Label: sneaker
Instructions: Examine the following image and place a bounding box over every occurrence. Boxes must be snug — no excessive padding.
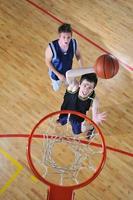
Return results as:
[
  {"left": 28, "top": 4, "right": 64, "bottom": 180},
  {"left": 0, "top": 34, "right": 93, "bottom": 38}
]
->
[{"left": 86, "top": 127, "right": 95, "bottom": 139}]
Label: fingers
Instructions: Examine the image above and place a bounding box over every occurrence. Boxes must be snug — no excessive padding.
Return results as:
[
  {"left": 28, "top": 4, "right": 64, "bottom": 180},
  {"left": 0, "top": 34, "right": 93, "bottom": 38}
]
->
[
  {"left": 93, "top": 112, "right": 107, "bottom": 125},
  {"left": 100, "top": 111, "right": 107, "bottom": 117},
  {"left": 100, "top": 115, "right": 106, "bottom": 121},
  {"left": 99, "top": 112, "right": 107, "bottom": 120}
]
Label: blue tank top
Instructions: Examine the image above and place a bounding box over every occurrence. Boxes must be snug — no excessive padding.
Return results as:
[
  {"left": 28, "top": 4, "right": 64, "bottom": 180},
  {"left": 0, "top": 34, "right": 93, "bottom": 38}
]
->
[{"left": 49, "top": 39, "right": 77, "bottom": 80}]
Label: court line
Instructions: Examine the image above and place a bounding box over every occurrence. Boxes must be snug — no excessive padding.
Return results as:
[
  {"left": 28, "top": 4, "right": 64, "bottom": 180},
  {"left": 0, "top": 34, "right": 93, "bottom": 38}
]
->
[
  {"left": 0, "top": 147, "right": 23, "bottom": 195},
  {"left": 0, "top": 134, "right": 132, "bottom": 157},
  {"left": 25, "top": 0, "right": 133, "bottom": 71}
]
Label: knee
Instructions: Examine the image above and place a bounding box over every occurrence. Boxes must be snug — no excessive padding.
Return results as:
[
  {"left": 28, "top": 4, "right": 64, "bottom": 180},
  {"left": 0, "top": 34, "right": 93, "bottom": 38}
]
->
[
  {"left": 53, "top": 84, "right": 60, "bottom": 91},
  {"left": 51, "top": 80, "right": 61, "bottom": 91}
]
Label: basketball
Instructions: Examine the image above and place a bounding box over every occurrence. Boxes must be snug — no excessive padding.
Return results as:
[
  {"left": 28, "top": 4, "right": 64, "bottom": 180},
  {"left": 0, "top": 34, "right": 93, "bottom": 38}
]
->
[{"left": 94, "top": 54, "right": 119, "bottom": 79}]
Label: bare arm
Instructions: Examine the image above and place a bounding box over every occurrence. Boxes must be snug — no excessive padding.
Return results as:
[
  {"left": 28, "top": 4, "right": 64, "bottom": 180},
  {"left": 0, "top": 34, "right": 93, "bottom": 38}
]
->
[
  {"left": 91, "top": 97, "right": 106, "bottom": 125},
  {"left": 75, "top": 46, "right": 83, "bottom": 68},
  {"left": 66, "top": 67, "right": 95, "bottom": 90},
  {"left": 45, "top": 46, "right": 65, "bottom": 81},
  {"left": 91, "top": 97, "right": 100, "bottom": 119}
]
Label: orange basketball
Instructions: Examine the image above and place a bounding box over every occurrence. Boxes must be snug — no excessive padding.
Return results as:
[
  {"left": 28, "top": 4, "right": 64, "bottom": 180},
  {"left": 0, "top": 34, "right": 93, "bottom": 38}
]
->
[{"left": 94, "top": 54, "right": 119, "bottom": 79}]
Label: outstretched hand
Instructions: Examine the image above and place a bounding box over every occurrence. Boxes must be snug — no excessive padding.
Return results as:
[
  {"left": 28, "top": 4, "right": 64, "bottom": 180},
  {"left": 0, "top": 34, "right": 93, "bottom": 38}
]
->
[{"left": 92, "top": 112, "right": 107, "bottom": 125}]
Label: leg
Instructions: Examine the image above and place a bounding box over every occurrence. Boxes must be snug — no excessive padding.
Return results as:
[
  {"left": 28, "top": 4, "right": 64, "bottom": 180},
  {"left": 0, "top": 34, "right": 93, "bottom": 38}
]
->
[
  {"left": 81, "top": 121, "right": 94, "bottom": 132},
  {"left": 56, "top": 115, "right": 68, "bottom": 125},
  {"left": 70, "top": 120, "right": 81, "bottom": 135},
  {"left": 48, "top": 70, "right": 62, "bottom": 91},
  {"left": 51, "top": 79, "right": 62, "bottom": 91},
  {"left": 70, "top": 120, "right": 95, "bottom": 138},
  {"left": 81, "top": 121, "right": 95, "bottom": 139}
]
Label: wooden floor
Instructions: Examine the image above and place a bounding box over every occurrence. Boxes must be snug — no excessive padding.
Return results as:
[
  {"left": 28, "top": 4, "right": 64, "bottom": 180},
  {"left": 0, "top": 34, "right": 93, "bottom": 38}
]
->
[{"left": 0, "top": 0, "right": 133, "bottom": 199}]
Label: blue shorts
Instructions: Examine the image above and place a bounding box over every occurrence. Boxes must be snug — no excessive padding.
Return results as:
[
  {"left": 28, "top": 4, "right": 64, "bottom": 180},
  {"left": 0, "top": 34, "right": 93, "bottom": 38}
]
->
[{"left": 57, "top": 115, "right": 82, "bottom": 135}]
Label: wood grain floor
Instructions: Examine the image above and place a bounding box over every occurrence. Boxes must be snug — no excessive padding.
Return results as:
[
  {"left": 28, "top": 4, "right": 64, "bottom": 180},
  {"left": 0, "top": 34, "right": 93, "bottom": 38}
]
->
[{"left": 0, "top": 0, "right": 133, "bottom": 199}]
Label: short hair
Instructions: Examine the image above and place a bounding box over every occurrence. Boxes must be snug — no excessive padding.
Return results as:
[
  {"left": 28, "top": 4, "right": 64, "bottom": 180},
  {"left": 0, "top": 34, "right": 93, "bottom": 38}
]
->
[
  {"left": 58, "top": 23, "right": 72, "bottom": 34},
  {"left": 80, "top": 73, "right": 98, "bottom": 88}
]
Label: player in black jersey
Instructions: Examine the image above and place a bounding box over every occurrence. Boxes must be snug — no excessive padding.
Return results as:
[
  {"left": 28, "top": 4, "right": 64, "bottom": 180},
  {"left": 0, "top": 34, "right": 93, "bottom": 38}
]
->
[{"left": 57, "top": 67, "right": 106, "bottom": 137}]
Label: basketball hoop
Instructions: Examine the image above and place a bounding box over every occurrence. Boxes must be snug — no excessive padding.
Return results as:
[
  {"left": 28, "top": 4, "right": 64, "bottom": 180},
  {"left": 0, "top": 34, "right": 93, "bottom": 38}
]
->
[{"left": 27, "top": 110, "right": 106, "bottom": 200}]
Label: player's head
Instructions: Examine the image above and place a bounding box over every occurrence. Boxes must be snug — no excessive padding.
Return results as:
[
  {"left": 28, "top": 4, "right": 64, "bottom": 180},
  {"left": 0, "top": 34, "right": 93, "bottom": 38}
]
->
[
  {"left": 58, "top": 23, "right": 72, "bottom": 34},
  {"left": 58, "top": 23, "right": 72, "bottom": 46},
  {"left": 79, "top": 73, "right": 98, "bottom": 97}
]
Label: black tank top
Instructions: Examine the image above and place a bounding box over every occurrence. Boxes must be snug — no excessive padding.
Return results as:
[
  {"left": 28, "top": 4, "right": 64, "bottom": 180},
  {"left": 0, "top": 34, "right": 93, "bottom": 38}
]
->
[{"left": 60, "top": 89, "right": 95, "bottom": 122}]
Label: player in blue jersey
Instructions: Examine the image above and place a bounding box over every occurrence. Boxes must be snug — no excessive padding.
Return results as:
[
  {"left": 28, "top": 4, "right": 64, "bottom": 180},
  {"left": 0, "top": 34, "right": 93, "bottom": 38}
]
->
[
  {"left": 57, "top": 67, "right": 106, "bottom": 138},
  {"left": 45, "top": 23, "right": 83, "bottom": 91}
]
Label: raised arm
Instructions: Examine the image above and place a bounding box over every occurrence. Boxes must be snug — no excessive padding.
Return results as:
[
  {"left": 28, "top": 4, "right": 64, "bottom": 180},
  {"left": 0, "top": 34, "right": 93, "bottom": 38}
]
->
[
  {"left": 91, "top": 97, "right": 106, "bottom": 125},
  {"left": 66, "top": 67, "right": 95, "bottom": 86}
]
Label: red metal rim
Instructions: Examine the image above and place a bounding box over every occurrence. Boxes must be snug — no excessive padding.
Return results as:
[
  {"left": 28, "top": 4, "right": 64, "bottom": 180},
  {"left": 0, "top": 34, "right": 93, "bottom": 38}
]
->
[{"left": 27, "top": 110, "right": 106, "bottom": 190}]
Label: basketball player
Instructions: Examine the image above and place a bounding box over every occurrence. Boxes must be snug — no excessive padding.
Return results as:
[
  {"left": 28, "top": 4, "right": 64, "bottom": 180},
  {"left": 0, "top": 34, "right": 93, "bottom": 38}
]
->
[
  {"left": 45, "top": 23, "right": 83, "bottom": 91},
  {"left": 57, "top": 67, "right": 106, "bottom": 138}
]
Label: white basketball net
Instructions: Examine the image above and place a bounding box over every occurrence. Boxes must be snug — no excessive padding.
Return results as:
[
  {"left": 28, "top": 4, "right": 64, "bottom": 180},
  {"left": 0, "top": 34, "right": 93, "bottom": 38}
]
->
[{"left": 34, "top": 114, "right": 104, "bottom": 186}]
